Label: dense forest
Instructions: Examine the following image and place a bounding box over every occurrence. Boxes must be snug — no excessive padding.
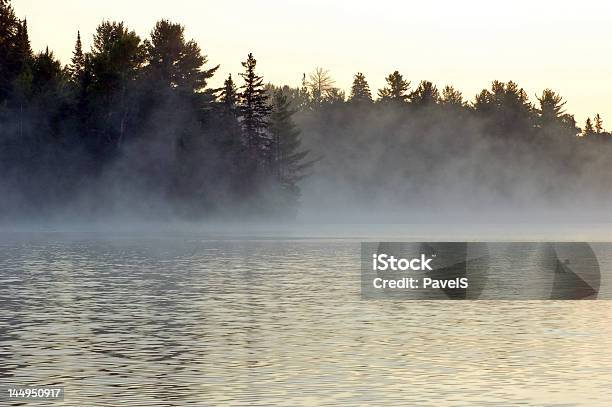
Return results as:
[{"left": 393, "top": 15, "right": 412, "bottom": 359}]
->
[{"left": 1, "top": 0, "right": 611, "bottom": 222}]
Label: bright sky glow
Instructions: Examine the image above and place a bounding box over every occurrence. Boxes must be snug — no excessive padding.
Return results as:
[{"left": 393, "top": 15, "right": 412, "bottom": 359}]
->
[{"left": 12, "top": 0, "right": 612, "bottom": 125}]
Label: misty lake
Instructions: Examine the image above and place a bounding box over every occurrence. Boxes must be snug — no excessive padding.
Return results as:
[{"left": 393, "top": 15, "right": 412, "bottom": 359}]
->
[{"left": 1, "top": 230, "right": 612, "bottom": 406}]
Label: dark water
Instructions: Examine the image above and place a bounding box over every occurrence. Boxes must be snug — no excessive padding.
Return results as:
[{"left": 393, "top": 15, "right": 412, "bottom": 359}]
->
[{"left": 1, "top": 233, "right": 612, "bottom": 406}]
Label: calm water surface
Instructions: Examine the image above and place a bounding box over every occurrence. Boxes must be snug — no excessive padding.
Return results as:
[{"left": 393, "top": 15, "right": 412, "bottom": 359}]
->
[{"left": 1, "top": 232, "right": 612, "bottom": 406}]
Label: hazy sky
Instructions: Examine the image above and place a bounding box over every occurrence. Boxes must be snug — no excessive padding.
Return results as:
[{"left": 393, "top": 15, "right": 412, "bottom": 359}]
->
[{"left": 12, "top": 0, "right": 612, "bottom": 125}]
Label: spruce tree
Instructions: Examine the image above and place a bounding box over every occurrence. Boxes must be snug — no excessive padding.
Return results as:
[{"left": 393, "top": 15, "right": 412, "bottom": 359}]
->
[
  {"left": 68, "top": 31, "right": 85, "bottom": 82},
  {"left": 377, "top": 70, "right": 409, "bottom": 103},
  {"left": 239, "top": 53, "right": 271, "bottom": 153},
  {"left": 220, "top": 74, "right": 238, "bottom": 114},
  {"left": 217, "top": 73, "right": 243, "bottom": 153},
  {"left": 349, "top": 72, "right": 372, "bottom": 103}
]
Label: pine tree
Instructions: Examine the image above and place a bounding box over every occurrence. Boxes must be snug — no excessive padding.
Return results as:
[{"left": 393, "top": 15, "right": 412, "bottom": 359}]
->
[
  {"left": 503, "top": 81, "right": 533, "bottom": 116},
  {"left": 68, "top": 31, "right": 85, "bottom": 82},
  {"left": 31, "top": 47, "right": 64, "bottom": 94},
  {"left": 411, "top": 80, "right": 439, "bottom": 107},
  {"left": 214, "top": 73, "right": 244, "bottom": 180},
  {"left": 474, "top": 80, "right": 534, "bottom": 134},
  {"left": 537, "top": 89, "right": 566, "bottom": 126},
  {"left": 13, "top": 18, "right": 31, "bottom": 67},
  {"left": 440, "top": 85, "right": 463, "bottom": 107},
  {"left": 239, "top": 53, "right": 271, "bottom": 153},
  {"left": 594, "top": 113, "right": 603, "bottom": 134},
  {"left": 145, "top": 20, "right": 218, "bottom": 92},
  {"left": 583, "top": 118, "right": 594, "bottom": 136},
  {"left": 377, "top": 70, "right": 409, "bottom": 103},
  {"left": 349, "top": 72, "right": 372, "bottom": 103},
  {"left": 90, "top": 21, "right": 144, "bottom": 91},
  {"left": 89, "top": 21, "right": 144, "bottom": 149},
  {"left": 220, "top": 73, "right": 238, "bottom": 114}
]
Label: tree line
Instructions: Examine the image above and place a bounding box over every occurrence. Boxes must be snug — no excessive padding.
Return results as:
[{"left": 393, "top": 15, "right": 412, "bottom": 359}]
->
[
  {"left": 0, "top": 0, "right": 312, "bottom": 220},
  {"left": 1, "top": 0, "right": 610, "bottom": 220},
  {"left": 281, "top": 68, "right": 612, "bottom": 214},
  {"left": 277, "top": 67, "right": 608, "bottom": 138}
]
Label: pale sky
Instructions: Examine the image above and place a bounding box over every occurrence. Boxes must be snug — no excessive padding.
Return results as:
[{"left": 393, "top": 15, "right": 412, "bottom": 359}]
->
[{"left": 12, "top": 0, "right": 612, "bottom": 126}]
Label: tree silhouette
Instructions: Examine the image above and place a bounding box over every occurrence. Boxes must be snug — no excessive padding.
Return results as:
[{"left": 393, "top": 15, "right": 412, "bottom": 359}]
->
[
  {"left": 349, "top": 72, "right": 372, "bottom": 103},
  {"left": 440, "top": 85, "right": 463, "bottom": 107},
  {"left": 307, "top": 67, "right": 335, "bottom": 108},
  {"left": 220, "top": 74, "right": 238, "bottom": 114},
  {"left": 411, "top": 80, "right": 439, "bottom": 107},
  {"left": 0, "top": 0, "right": 21, "bottom": 100},
  {"left": 239, "top": 53, "right": 271, "bottom": 154},
  {"left": 269, "top": 89, "right": 312, "bottom": 202},
  {"left": 594, "top": 113, "right": 603, "bottom": 134},
  {"left": 67, "top": 31, "right": 85, "bottom": 82},
  {"left": 378, "top": 71, "right": 410, "bottom": 103},
  {"left": 474, "top": 80, "right": 533, "bottom": 135},
  {"left": 583, "top": 118, "right": 594, "bottom": 136},
  {"left": 537, "top": 89, "right": 566, "bottom": 125},
  {"left": 145, "top": 20, "right": 217, "bottom": 92}
]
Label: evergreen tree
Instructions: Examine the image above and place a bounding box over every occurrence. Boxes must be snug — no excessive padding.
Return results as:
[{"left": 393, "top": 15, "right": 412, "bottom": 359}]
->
[
  {"left": 537, "top": 89, "right": 566, "bottom": 126},
  {"left": 145, "top": 20, "right": 218, "bottom": 92},
  {"left": 440, "top": 85, "right": 463, "bottom": 107},
  {"left": 13, "top": 19, "right": 31, "bottom": 70},
  {"left": 502, "top": 81, "right": 532, "bottom": 117},
  {"left": 474, "top": 80, "right": 533, "bottom": 134},
  {"left": 325, "top": 88, "right": 346, "bottom": 105},
  {"left": 68, "top": 31, "right": 85, "bottom": 82},
  {"left": 31, "top": 48, "right": 65, "bottom": 94},
  {"left": 8, "top": 18, "right": 33, "bottom": 140},
  {"left": 535, "top": 89, "right": 578, "bottom": 136},
  {"left": 411, "top": 80, "right": 439, "bottom": 107},
  {"left": 349, "top": 72, "right": 372, "bottom": 103},
  {"left": 217, "top": 73, "right": 242, "bottom": 142},
  {"left": 594, "top": 113, "right": 603, "bottom": 134},
  {"left": 239, "top": 53, "right": 271, "bottom": 153},
  {"left": 269, "top": 90, "right": 312, "bottom": 209},
  {"left": 297, "top": 73, "right": 311, "bottom": 110},
  {"left": 220, "top": 73, "right": 238, "bottom": 114},
  {"left": 583, "top": 118, "right": 594, "bottom": 136},
  {"left": 88, "top": 21, "right": 144, "bottom": 149},
  {"left": 473, "top": 88, "right": 494, "bottom": 114},
  {"left": 270, "top": 90, "right": 311, "bottom": 182},
  {"left": 0, "top": 0, "right": 19, "bottom": 100},
  {"left": 90, "top": 21, "right": 143, "bottom": 92},
  {"left": 377, "top": 70, "right": 409, "bottom": 103}
]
